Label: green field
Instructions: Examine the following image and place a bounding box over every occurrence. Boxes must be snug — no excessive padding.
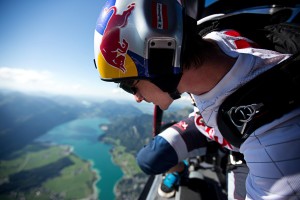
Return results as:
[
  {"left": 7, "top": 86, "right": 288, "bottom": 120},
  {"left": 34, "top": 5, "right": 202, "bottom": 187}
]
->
[
  {"left": 0, "top": 143, "right": 98, "bottom": 199},
  {"left": 102, "top": 137, "right": 142, "bottom": 177}
]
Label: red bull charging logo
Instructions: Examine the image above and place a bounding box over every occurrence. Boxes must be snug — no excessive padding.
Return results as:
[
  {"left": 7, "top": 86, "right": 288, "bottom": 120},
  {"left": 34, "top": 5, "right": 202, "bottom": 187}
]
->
[{"left": 100, "top": 3, "right": 135, "bottom": 73}]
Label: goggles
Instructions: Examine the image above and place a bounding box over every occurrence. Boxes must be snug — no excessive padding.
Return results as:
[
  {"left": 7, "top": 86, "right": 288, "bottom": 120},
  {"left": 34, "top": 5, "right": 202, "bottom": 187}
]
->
[{"left": 119, "top": 80, "right": 139, "bottom": 95}]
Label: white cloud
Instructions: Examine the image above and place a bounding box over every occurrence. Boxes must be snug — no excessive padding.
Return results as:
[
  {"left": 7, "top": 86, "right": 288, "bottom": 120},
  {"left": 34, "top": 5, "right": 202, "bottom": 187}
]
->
[
  {"left": 112, "top": 87, "right": 125, "bottom": 94},
  {"left": 0, "top": 67, "right": 195, "bottom": 105},
  {"left": 0, "top": 67, "right": 86, "bottom": 96},
  {"left": 0, "top": 67, "right": 55, "bottom": 91},
  {"left": 0, "top": 67, "right": 53, "bottom": 84}
]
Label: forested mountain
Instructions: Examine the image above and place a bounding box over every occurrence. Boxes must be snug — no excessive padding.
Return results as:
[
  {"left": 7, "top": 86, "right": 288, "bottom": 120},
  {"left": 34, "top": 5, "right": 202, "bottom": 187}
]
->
[
  {"left": 98, "top": 104, "right": 193, "bottom": 199},
  {"left": 0, "top": 90, "right": 192, "bottom": 199},
  {"left": 0, "top": 91, "right": 142, "bottom": 158},
  {"left": 99, "top": 106, "right": 193, "bottom": 156}
]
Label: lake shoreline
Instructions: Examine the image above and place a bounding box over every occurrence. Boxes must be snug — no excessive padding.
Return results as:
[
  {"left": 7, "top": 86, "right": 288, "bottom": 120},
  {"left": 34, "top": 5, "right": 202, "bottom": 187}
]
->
[
  {"left": 34, "top": 117, "right": 123, "bottom": 200},
  {"left": 43, "top": 142, "right": 102, "bottom": 200}
]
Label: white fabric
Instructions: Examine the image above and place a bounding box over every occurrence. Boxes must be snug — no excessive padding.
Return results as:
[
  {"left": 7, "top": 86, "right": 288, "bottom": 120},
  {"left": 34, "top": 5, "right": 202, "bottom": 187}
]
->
[
  {"left": 159, "top": 121, "right": 207, "bottom": 161},
  {"left": 192, "top": 31, "right": 300, "bottom": 199},
  {"left": 159, "top": 127, "right": 189, "bottom": 161},
  {"left": 227, "top": 170, "right": 236, "bottom": 200}
]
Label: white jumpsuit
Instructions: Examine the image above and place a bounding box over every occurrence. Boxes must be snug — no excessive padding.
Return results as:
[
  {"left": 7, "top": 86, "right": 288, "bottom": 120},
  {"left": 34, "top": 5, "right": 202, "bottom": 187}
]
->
[{"left": 193, "top": 30, "right": 300, "bottom": 200}]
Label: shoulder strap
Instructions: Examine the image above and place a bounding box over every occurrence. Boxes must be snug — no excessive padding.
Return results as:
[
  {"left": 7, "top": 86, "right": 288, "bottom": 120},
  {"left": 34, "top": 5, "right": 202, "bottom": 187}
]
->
[{"left": 217, "top": 53, "right": 300, "bottom": 148}]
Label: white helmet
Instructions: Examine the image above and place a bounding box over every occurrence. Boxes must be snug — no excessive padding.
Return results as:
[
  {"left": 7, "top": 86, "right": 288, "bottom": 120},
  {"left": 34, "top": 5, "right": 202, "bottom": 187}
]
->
[{"left": 94, "top": 0, "right": 200, "bottom": 99}]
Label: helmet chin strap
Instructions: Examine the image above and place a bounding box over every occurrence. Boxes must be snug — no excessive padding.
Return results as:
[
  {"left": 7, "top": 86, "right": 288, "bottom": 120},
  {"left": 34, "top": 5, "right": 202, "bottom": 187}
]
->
[
  {"left": 150, "top": 74, "right": 182, "bottom": 100},
  {"left": 169, "top": 90, "right": 181, "bottom": 100}
]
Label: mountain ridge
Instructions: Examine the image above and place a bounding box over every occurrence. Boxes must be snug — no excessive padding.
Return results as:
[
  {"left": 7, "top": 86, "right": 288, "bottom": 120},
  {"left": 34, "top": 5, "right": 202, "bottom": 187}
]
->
[{"left": 0, "top": 91, "right": 143, "bottom": 158}]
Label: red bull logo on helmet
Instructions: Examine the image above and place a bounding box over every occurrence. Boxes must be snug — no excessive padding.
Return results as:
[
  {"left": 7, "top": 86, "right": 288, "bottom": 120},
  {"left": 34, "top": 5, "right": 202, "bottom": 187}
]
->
[{"left": 95, "top": 1, "right": 139, "bottom": 80}]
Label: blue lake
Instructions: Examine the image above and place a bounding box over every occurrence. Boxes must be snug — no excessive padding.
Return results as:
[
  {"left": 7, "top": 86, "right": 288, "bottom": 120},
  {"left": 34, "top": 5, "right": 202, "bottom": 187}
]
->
[{"left": 37, "top": 117, "right": 123, "bottom": 200}]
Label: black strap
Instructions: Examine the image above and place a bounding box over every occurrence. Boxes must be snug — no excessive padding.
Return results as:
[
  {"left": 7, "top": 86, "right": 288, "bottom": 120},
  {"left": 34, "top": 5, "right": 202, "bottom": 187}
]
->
[
  {"left": 217, "top": 53, "right": 300, "bottom": 148},
  {"left": 153, "top": 105, "right": 163, "bottom": 136}
]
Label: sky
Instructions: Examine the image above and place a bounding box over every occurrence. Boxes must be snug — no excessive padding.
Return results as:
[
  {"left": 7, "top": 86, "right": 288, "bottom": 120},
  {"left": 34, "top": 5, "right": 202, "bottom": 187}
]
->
[
  {"left": 0, "top": 0, "right": 126, "bottom": 100},
  {"left": 0, "top": 0, "right": 214, "bottom": 104}
]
